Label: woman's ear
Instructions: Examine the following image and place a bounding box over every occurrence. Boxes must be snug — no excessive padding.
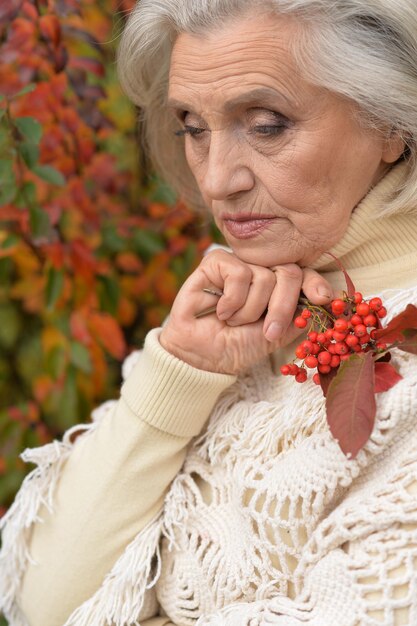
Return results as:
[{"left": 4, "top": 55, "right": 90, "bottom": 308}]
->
[{"left": 382, "top": 130, "right": 407, "bottom": 164}]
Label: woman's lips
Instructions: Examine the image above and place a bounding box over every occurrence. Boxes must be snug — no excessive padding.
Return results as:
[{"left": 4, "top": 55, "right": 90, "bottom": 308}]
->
[{"left": 222, "top": 216, "right": 277, "bottom": 239}]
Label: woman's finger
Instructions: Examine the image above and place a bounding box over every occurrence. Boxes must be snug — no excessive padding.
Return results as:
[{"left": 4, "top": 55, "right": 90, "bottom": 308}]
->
[
  {"left": 226, "top": 266, "right": 276, "bottom": 325},
  {"left": 301, "top": 267, "right": 335, "bottom": 304},
  {"left": 262, "top": 264, "right": 303, "bottom": 342},
  {"left": 199, "top": 251, "right": 253, "bottom": 319}
]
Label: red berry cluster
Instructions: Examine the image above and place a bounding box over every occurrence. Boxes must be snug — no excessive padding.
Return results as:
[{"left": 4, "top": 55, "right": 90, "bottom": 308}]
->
[{"left": 280, "top": 293, "right": 387, "bottom": 385}]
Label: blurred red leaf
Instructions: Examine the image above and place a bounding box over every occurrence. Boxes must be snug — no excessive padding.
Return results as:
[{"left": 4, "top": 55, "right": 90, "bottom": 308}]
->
[
  {"left": 39, "top": 14, "right": 62, "bottom": 47},
  {"left": 68, "top": 56, "right": 105, "bottom": 77},
  {"left": 88, "top": 312, "right": 126, "bottom": 360},
  {"left": 0, "top": 0, "right": 24, "bottom": 25}
]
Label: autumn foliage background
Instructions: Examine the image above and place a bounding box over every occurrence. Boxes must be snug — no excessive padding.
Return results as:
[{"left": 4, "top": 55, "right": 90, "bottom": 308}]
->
[{"left": 0, "top": 0, "right": 218, "bottom": 528}]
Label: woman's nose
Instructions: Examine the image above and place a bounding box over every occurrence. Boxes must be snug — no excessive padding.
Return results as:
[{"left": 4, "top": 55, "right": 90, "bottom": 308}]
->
[{"left": 199, "top": 131, "right": 255, "bottom": 201}]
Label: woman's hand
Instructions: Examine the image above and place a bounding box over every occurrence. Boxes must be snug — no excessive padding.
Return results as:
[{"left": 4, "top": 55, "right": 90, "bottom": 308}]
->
[{"left": 159, "top": 250, "right": 334, "bottom": 375}]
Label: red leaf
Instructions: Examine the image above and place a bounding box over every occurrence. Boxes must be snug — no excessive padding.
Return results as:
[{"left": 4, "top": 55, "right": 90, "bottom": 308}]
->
[
  {"left": 319, "top": 367, "right": 338, "bottom": 397},
  {"left": 39, "top": 14, "right": 61, "bottom": 47},
  {"left": 397, "top": 329, "right": 417, "bottom": 355},
  {"left": 374, "top": 362, "right": 403, "bottom": 393},
  {"left": 374, "top": 304, "right": 417, "bottom": 343},
  {"left": 326, "top": 252, "right": 356, "bottom": 297},
  {"left": 326, "top": 352, "right": 376, "bottom": 459},
  {"left": 68, "top": 57, "right": 105, "bottom": 77},
  {"left": 0, "top": 0, "right": 24, "bottom": 25},
  {"left": 88, "top": 312, "right": 126, "bottom": 360}
]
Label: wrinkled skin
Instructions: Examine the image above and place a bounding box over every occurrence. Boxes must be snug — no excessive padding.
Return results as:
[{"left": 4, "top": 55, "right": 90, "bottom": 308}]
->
[{"left": 160, "top": 11, "right": 404, "bottom": 374}]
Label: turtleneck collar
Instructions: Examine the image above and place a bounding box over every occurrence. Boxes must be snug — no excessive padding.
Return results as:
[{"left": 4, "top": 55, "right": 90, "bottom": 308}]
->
[{"left": 310, "top": 161, "right": 417, "bottom": 295}]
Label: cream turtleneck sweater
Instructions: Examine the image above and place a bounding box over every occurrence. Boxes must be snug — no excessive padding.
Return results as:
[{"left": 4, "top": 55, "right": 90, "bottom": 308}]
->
[{"left": 1, "top": 162, "right": 417, "bottom": 626}]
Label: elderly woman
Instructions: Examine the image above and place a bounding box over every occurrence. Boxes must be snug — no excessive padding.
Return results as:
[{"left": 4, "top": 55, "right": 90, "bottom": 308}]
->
[{"left": 1, "top": 0, "right": 417, "bottom": 625}]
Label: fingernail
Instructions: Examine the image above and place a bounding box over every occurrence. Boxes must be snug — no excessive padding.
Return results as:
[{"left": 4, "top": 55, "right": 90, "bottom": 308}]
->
[
  {"left": 318, "top": 287, "right": 332, "bottom": 300},
  {"left": 265, "top": 322, "right": 282, "bottom": 342}
]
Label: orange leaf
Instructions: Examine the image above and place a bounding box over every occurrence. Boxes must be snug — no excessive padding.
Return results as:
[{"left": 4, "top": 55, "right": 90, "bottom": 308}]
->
[{"left": 88, "top": 312, "right": 126, "bottom": 360}]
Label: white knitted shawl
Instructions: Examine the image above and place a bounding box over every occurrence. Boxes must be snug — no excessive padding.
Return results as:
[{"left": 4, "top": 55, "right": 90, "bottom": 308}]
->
[{"left": 1, "top": 161, "right": 417, "bottom": 625}]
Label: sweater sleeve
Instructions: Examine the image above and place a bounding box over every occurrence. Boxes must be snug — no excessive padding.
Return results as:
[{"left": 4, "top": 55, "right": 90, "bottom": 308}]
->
[{"left": 0, "top": 329, "right": 235, "bottom": 626}]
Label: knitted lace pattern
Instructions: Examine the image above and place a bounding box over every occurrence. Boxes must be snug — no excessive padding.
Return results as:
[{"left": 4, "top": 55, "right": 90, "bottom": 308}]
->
[{"left": 1, "top": 286, "right": 417, "bottom": 626}]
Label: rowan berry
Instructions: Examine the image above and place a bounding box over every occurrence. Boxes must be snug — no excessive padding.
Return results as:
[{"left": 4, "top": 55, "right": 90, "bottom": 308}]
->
[
  {"left": 308, "top": 331, "right": 318, "bottom": 343},
  {"left": 301, "top": 309, "right": 312, "bottom": 319},
  {"left": 334, "top": 342, "right": 349, "bottom": 355},
  {"left": 356, "top": 302, "right": 370, "bottom": 316},
  {"left": 363, "top": 314, "right": 377, "bottom": 327},
  {"left": 328, "top": 343, "right": 337, "bottom": 354},
  {"left": 333, "top": 331, "right": 348, "bottom": 342},
  {"left": 350, "top": 314, "right": 363, "bottom": 326},
  {"left": 359, "top": 334, "right": 370, "bottom": 344},
  {"left": 318, "top": 364, "right": 331, "bottom": 374},
  {"left": 354, "top": 292, "right": 363, "bottom": 304},
  {"left": 354, "top": 324, "right": 367, "bottom": 337},
  {"left": 325, "top": 328, "right": 334, "bottom": 340},
  {"left": 301, "top": 340, "right": 313, "bottom": 354},
  {"left": 318, "top": 351, "right": 332, "bottom": 365},
  {"left": 317, "top": 332, "right": 328, "bottom": 344},
  {"left": 294, "top": 316, "right": 307, "bottom": 329},
  {"left": 313, "top": 373, "right": 321, "bottom": 385},
  {"left": 331, "top": 299, "right": 346, "bottom": 315},
  {"left": 311, "top": 343, "right": 321, "bottom": 355},
  {"left": 370, "top": 329, "right": 377, "bottom": 340},
  {"left": 377, "top": 307, "right": 387, "bottom": 319},
  {"left": 330, "top": 355, "right": 341, "bottom": 368},
  {"left": 280, "top": 365, "right": 291, "bottom": 376},
  {"left": 295, "top": 369, "right": 308, "bottom": 383},
  {"left": 345, "top": 334, "right": 359, "bottom": 348},
  {"left": 340, "top": 354, "right": 351, "bottom": 361},
  {"left": 334, "top": 319, "right": 349, "bottom": 332},
  {"left": 369, "top": 297, "right": 383, "bottom": 311},
  {"left": 295, "top": 346, "right": 307, "bottom": 360},
  {"left": 305, "top": 355, "right": 318, "bottom": 369},
  {"left": 376, "top": 342, "right": 387, "bottom": 351},
  {"left": 353, "top": 344, "right": 363, "bottom": 353},
  {"left": 288, "top": 364, "right": 299, "bottom": 376}
]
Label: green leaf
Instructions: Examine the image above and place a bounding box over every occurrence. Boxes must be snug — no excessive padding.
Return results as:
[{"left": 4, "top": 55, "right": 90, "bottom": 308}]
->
[
  {"left": 326, "top": 352, "right": 376, "bottom": 459},
  {"left": 14, "top": 117, "right": 42, "bottom": 145},
  {"left": 45, "top": 345, "right": 67, "bottom": 380},
  {"left": 32, "top": 164, "right": 65, "bottom": 186},
  {"left": 98, "top": 275, "right": 120, "bottom": 315},
  {"left": 58, "top": 366, "right": 79, "bottom": 430},
  {"left": 29, "top": 205, "right": 50, "bottom": 239},
  {"left": 18, "top": 142, "right": 39, "bottom": 169},
  {"left": 0, "top": 159, "right": 14, "bottom": 182},
  {"left": 0, "top": 234, "right": 19, "bottom": 250},
  {"left": 133, "top": 230, "right": 164, "bottom": 261},
  {"left": 13, "top": 84, "right": 36, "bottom": 98},
  {"left": 0, "top": 180, "right": 17, "bottom": 206},
  {"left": 16, "top": 181, "right": 37, "bottom": 208},
  {"left": 0, "top": 304, "right": 21, "bottom": 349},
  {"left": 70, "top": 342, "right": 92, "bottom": 373},
  {"left": 45, "top": 267, "right": 64, "bottom": 310}
]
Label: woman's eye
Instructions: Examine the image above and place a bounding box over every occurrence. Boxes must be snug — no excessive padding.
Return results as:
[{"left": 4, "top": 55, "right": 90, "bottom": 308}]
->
[
  {"left": 174, "top": 125, "right": 206, "bottom": 137},
  {"left": 250, "top": 124, "right": 286, "bottom": 136}
]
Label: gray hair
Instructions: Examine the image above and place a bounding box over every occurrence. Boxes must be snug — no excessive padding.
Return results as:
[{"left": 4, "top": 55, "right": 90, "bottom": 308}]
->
[{"left": 117, "top": 0, "right": 417, "bottom": 214}]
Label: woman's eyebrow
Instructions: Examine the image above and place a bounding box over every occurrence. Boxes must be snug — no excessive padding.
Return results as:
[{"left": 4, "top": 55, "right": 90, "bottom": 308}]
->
[{"left": 167, "top": 87, "right": 294, "bottom": 112}]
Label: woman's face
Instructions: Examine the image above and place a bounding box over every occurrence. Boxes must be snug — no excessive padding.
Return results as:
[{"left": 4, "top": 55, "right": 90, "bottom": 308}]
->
[{"left": 168, "top": 12, "right": 402, "bottom": 267}]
